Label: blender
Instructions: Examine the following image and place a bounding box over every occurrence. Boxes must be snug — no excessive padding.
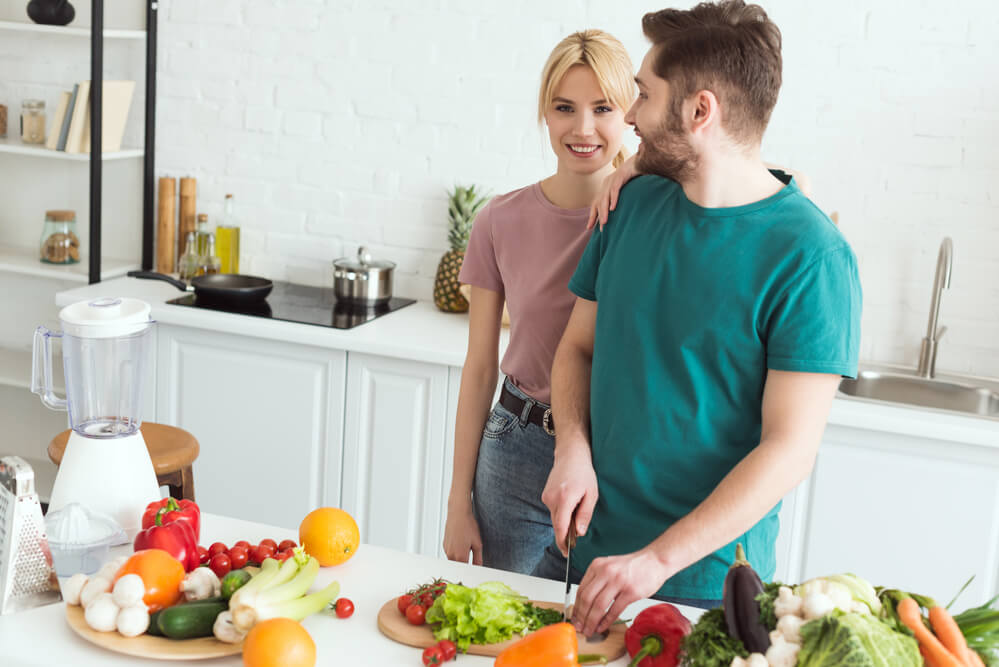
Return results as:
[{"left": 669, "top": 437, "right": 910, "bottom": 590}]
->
[{"left": 31, "top": 297, "right": 160, "bottom": 538}]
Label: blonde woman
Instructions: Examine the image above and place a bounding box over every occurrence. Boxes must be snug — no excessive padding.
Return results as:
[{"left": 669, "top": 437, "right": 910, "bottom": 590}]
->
[{"left": 442, "top": 30, "right": 636, "bottom": 574}]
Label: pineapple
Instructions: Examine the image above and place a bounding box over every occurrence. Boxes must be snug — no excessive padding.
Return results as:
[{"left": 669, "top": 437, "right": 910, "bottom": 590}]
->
[{"left": 433, "top": 185, "right": 490, "bottom": 313}]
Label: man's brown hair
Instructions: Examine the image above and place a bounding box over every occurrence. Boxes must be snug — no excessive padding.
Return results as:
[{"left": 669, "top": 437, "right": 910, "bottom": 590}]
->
[{"left": 642, "top": 0, "right": 782, "bottom": 143}]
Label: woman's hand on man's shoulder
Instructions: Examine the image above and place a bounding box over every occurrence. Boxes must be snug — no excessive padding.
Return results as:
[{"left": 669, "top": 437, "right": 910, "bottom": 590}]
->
[{"left": 587, "top": 155, "right": 640, "bottom": 231}]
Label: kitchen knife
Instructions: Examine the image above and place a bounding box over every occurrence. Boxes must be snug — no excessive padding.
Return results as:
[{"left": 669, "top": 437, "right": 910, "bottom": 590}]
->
[{"left": 563, "top": 519, "right": 576, "bottom": 621}]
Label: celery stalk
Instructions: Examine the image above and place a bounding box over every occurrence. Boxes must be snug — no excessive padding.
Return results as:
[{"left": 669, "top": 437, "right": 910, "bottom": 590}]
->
[
  {"left": 256, "top": 557, "right": 318, "bottom": 607},
  {"left": 229, "top": 557, "right": 279, "bottom": 608},
  {"left": 230, "top": 557, "right": 322, "bottom": 632}
]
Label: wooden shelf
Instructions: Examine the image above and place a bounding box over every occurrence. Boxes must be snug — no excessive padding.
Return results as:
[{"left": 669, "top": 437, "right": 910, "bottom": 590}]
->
[
  {"left": 0, "top": 344, "right": 63, "bottom": 392},
  {"left": 0, "top": 20, "right": 145, "bottom": 40},
  {"left": 0, "top": 136, "right": 143, "bottom": 161},
  {"left": 0, "top": 244, "right": 139, "bottom": 283}
]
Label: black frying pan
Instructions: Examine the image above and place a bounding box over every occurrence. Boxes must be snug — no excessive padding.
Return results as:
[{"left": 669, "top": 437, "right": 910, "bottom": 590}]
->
[{"left": 128, "top": 271, "right": 273, "bottom": 305}]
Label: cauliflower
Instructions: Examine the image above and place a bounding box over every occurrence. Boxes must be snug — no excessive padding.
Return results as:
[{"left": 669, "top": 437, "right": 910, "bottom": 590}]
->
[{"left": 774, "top": 585, "right": 803, "bottom": 619}]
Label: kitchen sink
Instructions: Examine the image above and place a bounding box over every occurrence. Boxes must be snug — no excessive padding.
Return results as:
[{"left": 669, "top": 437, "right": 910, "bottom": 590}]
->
[{"left": 838, "top": 367, "right": 999, "bottom": 419}]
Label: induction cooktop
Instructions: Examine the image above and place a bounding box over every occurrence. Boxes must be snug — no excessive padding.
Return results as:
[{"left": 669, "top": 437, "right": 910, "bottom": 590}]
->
[{"left": 167, "top": 281, "right": 416, "bottom": 330}]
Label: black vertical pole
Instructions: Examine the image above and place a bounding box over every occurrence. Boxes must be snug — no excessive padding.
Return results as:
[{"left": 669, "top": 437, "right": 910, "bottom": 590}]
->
[
  {"left": 89, "top": 0, "right": 103, "bottom": 284},
  {"left": 142, "top": 0, "right": 157, "bottom": 271}
]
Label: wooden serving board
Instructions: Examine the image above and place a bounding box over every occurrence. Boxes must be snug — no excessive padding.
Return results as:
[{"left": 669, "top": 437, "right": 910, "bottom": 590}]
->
[
  {"left": 376, "top": 598, "right": 626, "bottom": 660},
  {"left": 65, "top": 605, "right": 243, "bottom": 661}
]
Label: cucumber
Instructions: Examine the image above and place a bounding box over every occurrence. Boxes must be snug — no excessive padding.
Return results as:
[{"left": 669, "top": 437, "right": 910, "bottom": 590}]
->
[
  {"left": 147, "top": 609, "right": 165, "bottom": 636},
  {"left": 156, "top": 598, "right": 228, "bottom": 639},
  {"left": 220, "top": 569, "right": 253, "bottom": 599}
]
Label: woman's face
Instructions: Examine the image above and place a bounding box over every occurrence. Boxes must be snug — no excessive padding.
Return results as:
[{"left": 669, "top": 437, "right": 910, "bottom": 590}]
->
[{"left": 544, "top": 65, "right": 627, "bottom": 175}]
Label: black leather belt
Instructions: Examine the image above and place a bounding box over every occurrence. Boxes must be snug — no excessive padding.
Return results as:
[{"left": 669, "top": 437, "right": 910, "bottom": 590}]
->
[{"left": 499, "top": 384, "right": 555, "bottom": 436}]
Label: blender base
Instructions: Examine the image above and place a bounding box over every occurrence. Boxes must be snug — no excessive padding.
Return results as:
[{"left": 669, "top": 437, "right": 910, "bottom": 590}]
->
[{"left": 47, "top": 431, "right": 161, "bottom": 541}]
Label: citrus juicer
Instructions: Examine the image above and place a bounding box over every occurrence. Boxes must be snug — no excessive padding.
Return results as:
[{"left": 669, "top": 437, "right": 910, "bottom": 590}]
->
[{"left": 31, "top": 297, "right": 160, "bottom": 538}]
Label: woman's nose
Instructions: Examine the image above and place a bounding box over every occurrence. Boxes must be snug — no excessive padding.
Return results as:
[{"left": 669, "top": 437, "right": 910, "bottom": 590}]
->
[{"left": 575, "top": 111, "right": 595, "bottom": 136}]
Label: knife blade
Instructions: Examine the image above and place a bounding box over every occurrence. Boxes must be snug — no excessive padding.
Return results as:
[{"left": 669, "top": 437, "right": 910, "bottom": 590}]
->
[{"left": 563, "top": 519, "right": 576, "bottom": 621}]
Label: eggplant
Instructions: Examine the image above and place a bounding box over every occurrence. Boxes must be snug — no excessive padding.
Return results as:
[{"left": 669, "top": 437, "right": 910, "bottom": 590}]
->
[{"left": 722, "top": 543, "right": 771, "bottom": 653}]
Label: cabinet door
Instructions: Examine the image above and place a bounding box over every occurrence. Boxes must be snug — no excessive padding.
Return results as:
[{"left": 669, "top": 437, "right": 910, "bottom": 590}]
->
[
  {"left": 157, "top": 325, "right": 346, "bottom": 528},
  {"left": 797, "top": 424, "right": 999, "bottom": 603},
  {"left": 342, "top": 352, "right": 449, "bottom": 556}
]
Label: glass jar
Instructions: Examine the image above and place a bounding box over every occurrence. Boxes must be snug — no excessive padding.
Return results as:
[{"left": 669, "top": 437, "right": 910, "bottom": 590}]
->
[
  {"left": 40, "top": 210, "right": 80, "bottom": 264},
  {"left": 21, "top": 99, "right": 45, "bottom": 144},
  {"left": 0, "top": 103, "right": 8, "bottom": 138},
  {"left": 178, "top": 231, "right": 199, "bottom": 281}
]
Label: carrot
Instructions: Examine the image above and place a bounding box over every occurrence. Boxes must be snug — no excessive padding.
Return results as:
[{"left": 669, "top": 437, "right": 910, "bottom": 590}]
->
[
  {"left": 966, "top": 648, "right": 986, "bottom": 667},
  {"left": 929, "top": 606, "right": 973, "bottom": 667},
  {"left": 897, "top": 597, "right": 965, "bottom": 667}
]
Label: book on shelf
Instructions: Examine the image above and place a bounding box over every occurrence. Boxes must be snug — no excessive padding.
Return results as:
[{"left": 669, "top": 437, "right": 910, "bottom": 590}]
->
[
  {"left": 63, "top": 80, "right": 135, "bottom": 154},
  {"left": 55, "top": 83, "right": 79, "bottom": 151},
  {"left": 45, "top": 91, "right": 71, "bottom": 150}
]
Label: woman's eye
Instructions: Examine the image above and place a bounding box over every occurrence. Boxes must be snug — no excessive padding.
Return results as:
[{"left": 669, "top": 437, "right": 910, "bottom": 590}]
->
[
  {"left": 595, "top": 105, "right": 614, "bottom": 113},
  {"left": 555, "top": 104, "right": 573, "bottom": 113}
]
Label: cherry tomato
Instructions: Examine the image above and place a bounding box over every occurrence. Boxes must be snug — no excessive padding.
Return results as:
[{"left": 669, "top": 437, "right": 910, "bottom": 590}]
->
[
  {"left": 422, "top": 646, "right": 444, "bottom": 665},
  {"left": 334, "top": 598, "right": 354, "bottom": 619},
  {"left": 232, "top": 540, "right": 251, "bottom": 550},
  {"left": 259, "top": 538, "right": 277, "bottom": 550},
  {"left": 406, "top": 603, "right": 427, "bottom": 626},
  {"left": 208, "top": 542, "right": 228, "bottom": 557},
  {"left": 274, "top": 548, "right": 294, "bottom": 562},
  {"left": 228, "top": 545, "right": 249, "bottom": 570},
  {"left": 277, "top": 539, "right": 297, "bottom": 553},
  {"left": 250, "top": 544, "right": 275, "bottom": 564},
  {"left": 436, "top": 640, "right": 456, "bottom": 661},
  {"left": 197, "top": 546, "right": 209, "bottom": 565},
  {"left": 397, "top": 594, "right": 414, "bottom": 615},
  {"left": 417, "top": 593, "right": 434, "bottom": 608},
  {"left": 208, "top": 553, "right": 231, "bottom": 578}
]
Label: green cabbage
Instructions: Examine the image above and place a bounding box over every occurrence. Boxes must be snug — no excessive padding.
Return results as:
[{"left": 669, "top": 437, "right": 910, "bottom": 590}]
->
[
  {"left": 798, "top": 610, "right": 921, "bottom": 667},
  {"left": 425, "top": 581, "right": 556, "bottom": 651}
]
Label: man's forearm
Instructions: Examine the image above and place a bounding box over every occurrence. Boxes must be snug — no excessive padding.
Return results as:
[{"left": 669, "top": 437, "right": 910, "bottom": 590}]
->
[
  {"left": 551, "top": 340, "right": 592, "bottom": 450},
  {"left": 646, "top": 434, "right": 817, "bottom": 576}
]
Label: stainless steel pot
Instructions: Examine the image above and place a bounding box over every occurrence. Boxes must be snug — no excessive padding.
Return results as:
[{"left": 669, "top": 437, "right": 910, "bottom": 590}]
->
[{"left": 332, "top": 246, "right": 395, "bottom": 305}]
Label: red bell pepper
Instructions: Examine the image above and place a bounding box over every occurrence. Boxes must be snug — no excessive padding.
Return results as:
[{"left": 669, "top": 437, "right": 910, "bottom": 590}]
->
[
  {"left": 141, "top": 497, "right": 200, "bottom": 542},
  {"left": 625, "top": 603, "right": 692, "bottom": 667},
  {"left": 133, "top": 512, "right": 200, "bottom": 572}
]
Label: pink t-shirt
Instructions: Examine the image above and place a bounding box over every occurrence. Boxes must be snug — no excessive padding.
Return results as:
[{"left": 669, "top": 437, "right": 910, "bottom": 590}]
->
[{"left": 459, "top": 182, "right": 591, "bottom": 405}]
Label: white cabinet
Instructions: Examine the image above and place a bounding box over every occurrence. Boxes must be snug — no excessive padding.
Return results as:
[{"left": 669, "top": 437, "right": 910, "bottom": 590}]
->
[
  {"left": 341, "top": 352, "right": 450, "bottom": 557},
  {"left": 788, "top": 422, "right": 999, "bottom": 604},
  {"left": 156, "top": 324, "right": 346, "bottom": 529}
]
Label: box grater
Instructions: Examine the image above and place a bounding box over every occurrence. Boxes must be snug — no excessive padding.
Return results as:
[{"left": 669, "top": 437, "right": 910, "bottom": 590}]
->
[{"left": 0, "top": 456, "right": 62, "bottom": 614}]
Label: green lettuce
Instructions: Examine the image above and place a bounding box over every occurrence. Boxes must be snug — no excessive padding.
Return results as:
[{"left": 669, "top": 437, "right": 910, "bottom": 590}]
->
[
  {"left": 425, "top": 581, "right": 558, "bottom": 651},
  {"left": 798, "top": 610, "right": 921, "bottom": 667}
]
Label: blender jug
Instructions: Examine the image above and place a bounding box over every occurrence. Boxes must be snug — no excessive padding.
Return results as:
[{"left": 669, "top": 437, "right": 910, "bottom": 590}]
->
[{"left": 31, "top": 298, "right": 161, "bottom": 536}]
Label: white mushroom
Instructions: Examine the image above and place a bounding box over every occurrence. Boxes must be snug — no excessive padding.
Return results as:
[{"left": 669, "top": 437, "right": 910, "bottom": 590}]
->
[
  {"left": 774, "top": 585, "right": 803, "bottom": 619},
  {"left": 213, "top": 610, "right": 248, "bottom": 644},
  {"left": 777, "top": 613, "right": 804, "bottom": 644},
  {"left": 80, "top": 576, "right": 112, "bottom": 608},
  {"left": 116, "top": 603, "right": 150, "bottom": 637},
  {"left": 111, "top": 574, "right": 145, "bottom": 608},
  {"left": 62, "top": 573, "right": 89, "bottom": 606},
  {"left": 802, "top": 591, "right": 835, "bottom": 620},
  {"left": 84, "top": 593, "right": 119, "bottom": 632},
  {"left": 181, "top": 567, "right": 221, "bottom": 601}
]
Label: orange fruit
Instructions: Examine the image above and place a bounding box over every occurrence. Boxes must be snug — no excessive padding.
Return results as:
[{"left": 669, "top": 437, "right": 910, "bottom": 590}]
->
[
  {"left": 242, "top": 618, "right": 316, "bottom": 667},
  {"left": 298, "top": 507, "right": 360, "bottom": 567}
]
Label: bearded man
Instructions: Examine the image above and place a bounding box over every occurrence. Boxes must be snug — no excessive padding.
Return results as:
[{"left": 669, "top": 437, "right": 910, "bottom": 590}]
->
[{"left": 533, "top": 0, "right": 863, "bottom": 635}]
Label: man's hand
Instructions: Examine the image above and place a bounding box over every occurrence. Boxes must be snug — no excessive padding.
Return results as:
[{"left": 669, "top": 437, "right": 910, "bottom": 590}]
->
[
  {"left": 541, "top": 440, "right": 598, "bottom": 555},
  {"left": 572, "top": 548, "right": 673, "bottom": 636},
  {"left": 587, "top": 154, "right": 639, "bottom": 230}
]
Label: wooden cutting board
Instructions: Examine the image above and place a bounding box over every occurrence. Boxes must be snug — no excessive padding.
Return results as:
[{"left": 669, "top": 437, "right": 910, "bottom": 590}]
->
[
  {"left": 376, "top": 598, "right": 627, "bottom": 660},
  {"left": 65, "top": 604, "right": 243, "bottom": 661}
]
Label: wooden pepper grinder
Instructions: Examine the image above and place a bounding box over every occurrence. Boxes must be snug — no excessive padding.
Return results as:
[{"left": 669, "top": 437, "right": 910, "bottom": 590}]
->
[{"left": 156, "top": 177, "right": 176, "bottom": 273}]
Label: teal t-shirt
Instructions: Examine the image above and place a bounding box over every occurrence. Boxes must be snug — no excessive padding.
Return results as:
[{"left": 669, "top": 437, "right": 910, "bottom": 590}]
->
[{"left": 568, "top": 174, "right": 862, "bottom": 600}]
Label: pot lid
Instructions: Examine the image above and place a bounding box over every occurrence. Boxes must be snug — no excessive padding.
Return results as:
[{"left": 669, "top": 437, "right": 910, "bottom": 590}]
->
[
  {"left": 333, "top": 246, "right": 395, "bottom": 271},
  {"left": 59, "top": 297, "right": 153, "bottom": 338}
]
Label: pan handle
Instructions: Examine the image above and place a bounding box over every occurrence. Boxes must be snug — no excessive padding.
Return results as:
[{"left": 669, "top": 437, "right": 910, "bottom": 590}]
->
[{"left": 127, "top": 270, "right": 193, "bottom": 292}]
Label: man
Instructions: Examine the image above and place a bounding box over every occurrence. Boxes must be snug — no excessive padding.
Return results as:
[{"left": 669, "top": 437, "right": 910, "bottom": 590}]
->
[{"left": 535, "top": 0, "right": 862, "bottom": 637}]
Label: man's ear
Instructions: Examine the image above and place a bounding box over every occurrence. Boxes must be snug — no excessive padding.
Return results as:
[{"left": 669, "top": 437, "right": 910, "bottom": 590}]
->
[{"left": 689, "top": 89, "right": 720, "bottom": 134}]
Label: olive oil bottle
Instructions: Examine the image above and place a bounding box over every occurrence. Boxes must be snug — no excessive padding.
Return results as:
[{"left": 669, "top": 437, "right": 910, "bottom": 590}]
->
[{"left": 216, "top": 194, "right": 240, "bottom": 274}]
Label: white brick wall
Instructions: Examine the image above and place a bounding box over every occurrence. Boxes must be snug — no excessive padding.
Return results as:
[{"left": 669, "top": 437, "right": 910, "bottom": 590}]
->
[{"left": 7, "top": 0, "right": 989, "bottom": 377}]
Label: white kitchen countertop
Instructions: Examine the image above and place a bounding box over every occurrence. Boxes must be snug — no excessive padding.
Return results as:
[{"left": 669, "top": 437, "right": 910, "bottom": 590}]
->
[
  {"left": 54, "top": 278, "right": 999, "bottom": 448},
  {"left": 1, "top": 513, "right": 689, "bottom": 666}
]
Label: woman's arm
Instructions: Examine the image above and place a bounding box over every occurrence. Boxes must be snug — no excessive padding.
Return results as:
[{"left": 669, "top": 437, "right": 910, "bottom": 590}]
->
[{"left": 443, "top": 286, "right": 506, "bottom": 564}]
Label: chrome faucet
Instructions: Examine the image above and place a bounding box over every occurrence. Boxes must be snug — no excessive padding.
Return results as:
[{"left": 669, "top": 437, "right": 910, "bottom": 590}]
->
[{"left": 917, "top": 237, "right": 953, "bottom": 378}]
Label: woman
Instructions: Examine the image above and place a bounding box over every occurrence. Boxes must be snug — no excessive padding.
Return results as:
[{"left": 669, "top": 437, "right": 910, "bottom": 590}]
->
[{"left": 443, "top": 30, "right": 636, "bottom": 574}]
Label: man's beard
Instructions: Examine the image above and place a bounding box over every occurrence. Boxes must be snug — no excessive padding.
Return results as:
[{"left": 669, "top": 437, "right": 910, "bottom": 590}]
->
[{"left": 634, "top": 99, "right": 698, "bottom": 183}]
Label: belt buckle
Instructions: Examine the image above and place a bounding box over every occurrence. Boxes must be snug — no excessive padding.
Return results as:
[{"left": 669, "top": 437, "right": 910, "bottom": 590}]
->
[{"left": 542, "top": 408, "right": 555, "bottom": 436}]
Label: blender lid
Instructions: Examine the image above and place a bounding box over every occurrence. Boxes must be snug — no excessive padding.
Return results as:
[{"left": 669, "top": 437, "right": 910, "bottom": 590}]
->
[{"left": 59, "top": 297, "right": 152, "bottom": 338}]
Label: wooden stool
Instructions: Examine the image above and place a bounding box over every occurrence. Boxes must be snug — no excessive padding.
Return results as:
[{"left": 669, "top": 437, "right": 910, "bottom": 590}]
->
[{"left": 48, "top": 422, "right": 200, "bottom": 501}]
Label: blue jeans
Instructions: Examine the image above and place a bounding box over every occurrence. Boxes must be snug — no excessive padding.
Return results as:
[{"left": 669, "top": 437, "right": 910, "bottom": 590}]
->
[
  {"left": 532, "top": 542, "right": 722, "bottom": 611},
  {"left": 472, "top": 379, "right": 555, "bottom": 575}
]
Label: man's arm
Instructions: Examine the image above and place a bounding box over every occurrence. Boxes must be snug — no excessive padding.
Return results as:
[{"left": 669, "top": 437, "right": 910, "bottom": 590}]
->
[
  {"left": 573, "top": 369, "right": 842, "bottom": 636},
  {"left": 542, "top": 298, "right": 599, "bottom": 554}
]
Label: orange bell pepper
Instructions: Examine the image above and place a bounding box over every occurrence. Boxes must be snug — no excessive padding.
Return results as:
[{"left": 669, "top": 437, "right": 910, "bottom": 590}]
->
[
  {"left": 114, "top": 548, "right": 186, "bottom": 612},
  {"left": 494, "top": 623, "right": 607, "bottom": 667}
]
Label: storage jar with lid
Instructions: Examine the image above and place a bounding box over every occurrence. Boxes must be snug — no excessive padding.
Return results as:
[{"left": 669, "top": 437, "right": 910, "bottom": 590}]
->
[
  {"left": 40, "top": 210, "right": 80, "bottom": 264},
  {"left": 20, "top": 99, "right": 45, "bottom": 144}
]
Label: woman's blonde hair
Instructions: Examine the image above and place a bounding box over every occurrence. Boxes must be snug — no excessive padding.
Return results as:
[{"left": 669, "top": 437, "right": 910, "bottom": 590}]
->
[{"left": 538, "top": 30, "right": 635, "bottom": 168}]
